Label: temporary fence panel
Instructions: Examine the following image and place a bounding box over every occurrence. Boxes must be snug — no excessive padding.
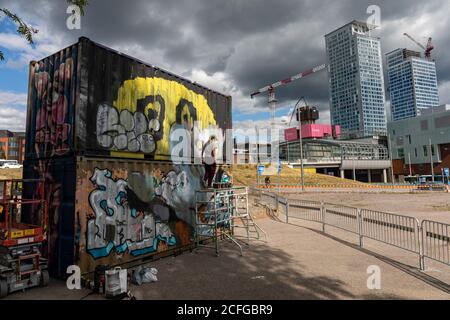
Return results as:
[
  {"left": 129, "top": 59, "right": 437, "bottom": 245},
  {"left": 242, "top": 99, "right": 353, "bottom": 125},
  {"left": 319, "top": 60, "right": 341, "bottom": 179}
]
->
[
  {"left": 288, "top": 200, "right": 323, "bottom": 223},
  {"left": 249, "top": 186, "right": 262, "bottom": 205},
  {"left": 323, "top": 204, "right": 359, "bottom": 234},
  {"left": 261, "top": 191, "right": 277, "bottom": 211},
  {"left": 257, "top": 192, "right": 450, "bottom": 271},
  {"left": 421, "top": 220, "right": 450, "bottom": 267},
  {"left": 360, "top": 209, "right": 420, "bottom": 254},
  {"left": 277, "top": 196, "right": 288, "bottom": 218}
]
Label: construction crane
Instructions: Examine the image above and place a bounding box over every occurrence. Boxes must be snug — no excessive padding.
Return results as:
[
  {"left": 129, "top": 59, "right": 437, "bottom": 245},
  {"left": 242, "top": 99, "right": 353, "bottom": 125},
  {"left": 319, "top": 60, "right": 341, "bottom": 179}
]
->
[
  {"left": 403, "top": 33, "right": 434, "bottom": 59},
  {"left": 250, "top": 64, "right": 327, "bottom": 126}
]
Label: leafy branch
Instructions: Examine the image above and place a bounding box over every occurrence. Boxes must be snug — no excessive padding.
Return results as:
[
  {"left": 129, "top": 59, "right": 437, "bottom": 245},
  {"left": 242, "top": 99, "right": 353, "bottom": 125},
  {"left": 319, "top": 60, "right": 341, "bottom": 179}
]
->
[
  {"left": 68, "top": 0, "right": 89, "bottom": 16},
  {"left": 0, "top": 8, "right": 38, "bottom": 60},
  {"left": 0, "top": 0, "right": 89, "bottom": 61}
]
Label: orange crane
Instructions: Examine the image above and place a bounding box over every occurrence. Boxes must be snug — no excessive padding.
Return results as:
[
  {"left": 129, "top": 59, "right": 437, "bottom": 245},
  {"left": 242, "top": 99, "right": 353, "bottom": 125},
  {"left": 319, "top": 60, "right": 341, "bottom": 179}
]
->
[{"left": 403, "top": 33, "right": 434, "bottom": 59}]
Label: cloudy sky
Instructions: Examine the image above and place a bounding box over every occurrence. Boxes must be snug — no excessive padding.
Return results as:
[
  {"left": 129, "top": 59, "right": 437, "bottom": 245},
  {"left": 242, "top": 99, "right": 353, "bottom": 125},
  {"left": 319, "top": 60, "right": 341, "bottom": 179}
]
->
[{"left": 0, "top": 0, "right": 449, "bottom": 133}]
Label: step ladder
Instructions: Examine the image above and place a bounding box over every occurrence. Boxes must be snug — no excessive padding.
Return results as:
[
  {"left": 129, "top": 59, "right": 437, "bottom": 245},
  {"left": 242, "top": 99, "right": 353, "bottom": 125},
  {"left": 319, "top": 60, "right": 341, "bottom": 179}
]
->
[{"left": 231, "top": 187, "right": 267, "bottom": 243}]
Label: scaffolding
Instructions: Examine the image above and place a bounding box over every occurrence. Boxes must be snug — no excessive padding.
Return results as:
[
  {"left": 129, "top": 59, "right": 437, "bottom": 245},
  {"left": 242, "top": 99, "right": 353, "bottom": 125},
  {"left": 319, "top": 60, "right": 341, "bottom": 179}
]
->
[{"left": 194, "top": 186, "right": 266, "bottom": 256}]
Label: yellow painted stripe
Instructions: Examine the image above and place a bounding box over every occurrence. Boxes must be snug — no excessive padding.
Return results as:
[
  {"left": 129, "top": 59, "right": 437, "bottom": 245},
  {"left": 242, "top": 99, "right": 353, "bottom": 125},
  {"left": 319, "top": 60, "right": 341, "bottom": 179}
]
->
[{"left": 110, "top": 151, "right": 145, "bottom": 159}]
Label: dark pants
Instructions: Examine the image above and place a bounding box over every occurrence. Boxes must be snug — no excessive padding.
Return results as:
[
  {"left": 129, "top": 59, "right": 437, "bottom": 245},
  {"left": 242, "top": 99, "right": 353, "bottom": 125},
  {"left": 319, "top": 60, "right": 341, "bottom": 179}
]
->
[{"left": 204, "top": 163, "right": 217, "bottom": 188}]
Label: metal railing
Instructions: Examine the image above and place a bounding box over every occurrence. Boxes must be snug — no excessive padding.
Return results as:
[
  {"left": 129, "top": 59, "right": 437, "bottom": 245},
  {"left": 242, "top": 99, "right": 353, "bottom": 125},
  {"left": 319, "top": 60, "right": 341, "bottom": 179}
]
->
[
  {"left": 287, "top": 200, "right": 323, "bottom": 224},
  {"left": 325, "top": 204, "right": 359, "bottom": 235},
  {"left": 421, "top": 220, "right": 450, "bottom": 268},
  {"left": 254, "top": 189, "right": 450, "bottom": 271},
  {"left": 261, "top": 191, "right": 277, "bottom": 211},
  {"left": 360, "top": 209, "right": 420, "bottom": 254}
]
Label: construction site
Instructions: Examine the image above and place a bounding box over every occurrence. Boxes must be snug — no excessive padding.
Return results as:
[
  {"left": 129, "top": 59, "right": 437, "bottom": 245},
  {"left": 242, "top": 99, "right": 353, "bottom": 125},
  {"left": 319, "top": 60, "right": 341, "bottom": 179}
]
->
[{"left": 0, "top": 5, "right": 449, "bottom": 303}]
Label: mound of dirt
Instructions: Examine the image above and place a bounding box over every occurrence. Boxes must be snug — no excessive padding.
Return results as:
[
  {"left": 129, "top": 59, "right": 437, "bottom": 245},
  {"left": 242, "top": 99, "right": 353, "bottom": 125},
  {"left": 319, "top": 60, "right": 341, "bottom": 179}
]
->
[{"left": 228, "top": 164, "right": 368, "bottom": 187}]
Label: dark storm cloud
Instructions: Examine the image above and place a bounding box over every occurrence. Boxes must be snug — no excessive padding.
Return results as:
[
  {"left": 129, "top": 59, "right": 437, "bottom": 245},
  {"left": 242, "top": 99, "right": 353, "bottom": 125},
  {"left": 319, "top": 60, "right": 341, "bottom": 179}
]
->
[
  {"left": 192, "top": 0, "right": 306, "bottom": 41},
  {"left": 1, "top": 0, "right": 449, "bottom": 113}
]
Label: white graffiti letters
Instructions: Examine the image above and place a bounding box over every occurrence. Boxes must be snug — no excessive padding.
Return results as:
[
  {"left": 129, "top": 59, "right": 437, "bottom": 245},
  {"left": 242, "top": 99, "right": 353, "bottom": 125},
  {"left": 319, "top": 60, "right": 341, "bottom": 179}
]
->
[
  {"left": 87, "top": 168, "right": 174, "bottom": 259},
  {"left": 96, "top": 104, "right": 158, "bottom": 153}
]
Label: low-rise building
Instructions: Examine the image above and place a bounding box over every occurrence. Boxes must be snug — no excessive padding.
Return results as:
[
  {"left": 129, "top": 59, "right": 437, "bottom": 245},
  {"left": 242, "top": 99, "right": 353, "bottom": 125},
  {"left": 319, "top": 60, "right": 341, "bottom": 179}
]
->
[
  {"left": 233, "top": 142, "right": 271, "bottom": 164},
  {"left": 280, "top": 136, "right": 391, "bottom": 183},
  {"left": 0, "top": 130, "right": 26, "bottom": 164},
  {"left": 387, "top": 104, "right": 450, "bottom": 179}
]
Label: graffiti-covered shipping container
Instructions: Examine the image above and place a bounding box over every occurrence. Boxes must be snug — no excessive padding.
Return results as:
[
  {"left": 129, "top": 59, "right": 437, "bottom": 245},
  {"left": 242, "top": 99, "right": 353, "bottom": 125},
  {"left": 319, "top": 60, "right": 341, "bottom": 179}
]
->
[
  {"left": 24, "top": 156, "right": 202, "bottom": 277},
  {"left": 24, "top": 38, "right": 232, "bottom": 278},
  {"left": 25, "top": 37, "right": 232, "bottom": 161}
]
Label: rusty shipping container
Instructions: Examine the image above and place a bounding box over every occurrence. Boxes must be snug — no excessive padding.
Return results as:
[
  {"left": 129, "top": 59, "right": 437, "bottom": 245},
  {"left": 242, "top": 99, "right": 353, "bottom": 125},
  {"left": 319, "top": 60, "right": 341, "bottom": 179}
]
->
[{"left": 23, "top": 37, "right": 232, "bottom": 277}]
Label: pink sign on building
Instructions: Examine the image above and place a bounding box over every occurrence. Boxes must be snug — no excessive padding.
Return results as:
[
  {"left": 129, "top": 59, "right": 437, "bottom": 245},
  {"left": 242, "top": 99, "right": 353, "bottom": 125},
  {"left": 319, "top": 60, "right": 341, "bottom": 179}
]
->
[
  {"left": 284, "top": 124, "right": 340, "bottom": 140},
  {"left": 284, "top": 127, "right": 299, "bottom": 141}
]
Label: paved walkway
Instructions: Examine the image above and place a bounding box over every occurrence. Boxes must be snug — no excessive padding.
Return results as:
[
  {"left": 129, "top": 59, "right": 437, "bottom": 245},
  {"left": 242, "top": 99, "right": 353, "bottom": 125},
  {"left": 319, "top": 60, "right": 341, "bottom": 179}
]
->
[{"left": 4, "top": 217, "right": 450, "bottom": 300}]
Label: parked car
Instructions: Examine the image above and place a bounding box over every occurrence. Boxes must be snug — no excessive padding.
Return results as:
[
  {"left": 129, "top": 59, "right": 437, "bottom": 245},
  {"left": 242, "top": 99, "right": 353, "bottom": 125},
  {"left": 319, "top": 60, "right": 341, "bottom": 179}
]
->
[
  {"left": 0, "top": 160, "right": 22, "bottom": 169},
  {"left": 2, "top": 164, "right": 23, "bottom": 169}
]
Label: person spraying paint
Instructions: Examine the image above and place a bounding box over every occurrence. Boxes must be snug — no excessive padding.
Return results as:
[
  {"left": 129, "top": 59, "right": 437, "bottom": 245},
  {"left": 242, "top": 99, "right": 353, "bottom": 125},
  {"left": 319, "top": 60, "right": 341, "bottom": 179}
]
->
[
  {"left": 202, "top": 136, "right": 218, "bottom": 188},
  {"left": 213, "top": 165, "right": 233, "bottom": 188}
]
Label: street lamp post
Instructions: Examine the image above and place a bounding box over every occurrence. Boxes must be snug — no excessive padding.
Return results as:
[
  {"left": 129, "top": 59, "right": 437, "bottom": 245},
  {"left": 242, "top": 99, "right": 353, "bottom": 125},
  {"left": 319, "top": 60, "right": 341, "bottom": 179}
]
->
[
  {"left": 429, "top": 138, "right": 435, "bottom": 183},
  {"left": 298, "top": 122, "right": 305, "bottom": 191},
  {"left": 408, "top": 152, "right": 412, "bottom": 177},
  {"left": 287, "top": 97, "right": 307, "bottom": 191},
  {"left": 255, "top": 125, "right": 259, "bottom": 186},
  {"left": 287, "top": 141, "right": 290, "bottom": 165},
  {"left": 388, "top": 134, "right": 395, "bottom": 185}
]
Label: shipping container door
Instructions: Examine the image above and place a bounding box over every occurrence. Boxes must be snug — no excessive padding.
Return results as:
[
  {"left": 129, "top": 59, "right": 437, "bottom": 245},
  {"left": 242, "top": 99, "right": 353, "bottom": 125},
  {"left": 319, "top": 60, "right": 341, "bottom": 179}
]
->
[{"left": 23, "top": 156, "right": 76, "bottom": 278}]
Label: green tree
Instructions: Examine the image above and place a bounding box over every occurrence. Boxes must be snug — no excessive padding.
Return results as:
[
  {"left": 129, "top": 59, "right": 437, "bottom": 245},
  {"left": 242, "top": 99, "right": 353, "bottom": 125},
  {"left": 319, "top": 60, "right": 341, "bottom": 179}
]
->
[{"left": 0, "top": 0, "right": 89, "bottom": 61}]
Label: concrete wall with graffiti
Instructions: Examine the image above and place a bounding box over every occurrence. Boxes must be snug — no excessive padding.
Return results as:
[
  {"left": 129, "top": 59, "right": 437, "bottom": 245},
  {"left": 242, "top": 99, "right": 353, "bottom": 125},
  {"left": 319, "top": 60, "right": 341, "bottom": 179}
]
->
[{"left": 75, "top": 158, "right": 203, "bottom": 274}]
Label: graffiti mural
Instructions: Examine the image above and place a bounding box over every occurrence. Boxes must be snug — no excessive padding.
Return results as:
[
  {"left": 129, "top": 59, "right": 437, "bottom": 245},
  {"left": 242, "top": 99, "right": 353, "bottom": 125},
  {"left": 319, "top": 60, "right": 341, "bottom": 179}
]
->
[
  {"left": 29, "top": 47, "right": 77, "bottom": 158},
  {"left": 156, "top": 165, "right": 204, "bottom": 227},
  {"left": 95, "top": 77, "right": 218, "bottom": 158},
  {"left": 86, "top": 162, "right": 208, "bottom": 259},
  {"left": 23, "top": 39, "right": 232, "bottom": 277},
  {"left": 96, "top": 104, "right": 157, "bottom": 153},
  {"left": 87, "top": 168, "right": 177, "bottom": 259}
]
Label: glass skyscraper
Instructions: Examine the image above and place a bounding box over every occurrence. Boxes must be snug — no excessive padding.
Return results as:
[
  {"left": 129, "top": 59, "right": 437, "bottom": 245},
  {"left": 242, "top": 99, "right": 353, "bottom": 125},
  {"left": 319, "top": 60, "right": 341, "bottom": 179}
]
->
[
  {"left": 386, "top": 48, "right": 439, "bottom": 121},
  {"left": 325, "top": 21, "right": 387, "bottom": 138}
]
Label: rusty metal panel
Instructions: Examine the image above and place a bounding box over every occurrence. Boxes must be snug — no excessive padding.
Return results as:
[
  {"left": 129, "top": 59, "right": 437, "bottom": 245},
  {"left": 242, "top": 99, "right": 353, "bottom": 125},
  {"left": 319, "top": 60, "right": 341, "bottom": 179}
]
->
[
  {"left": 75, "top": 157, "right": 201, "bottom": 275},
  {"left": 25, "top": 37, "right": 232, "bottom": 161}
]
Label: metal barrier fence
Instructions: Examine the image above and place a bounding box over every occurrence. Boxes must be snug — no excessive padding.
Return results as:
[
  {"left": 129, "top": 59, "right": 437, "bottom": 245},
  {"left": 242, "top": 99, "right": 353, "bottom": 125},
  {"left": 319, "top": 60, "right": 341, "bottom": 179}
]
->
[
  {"left": 421, "top": 220, "right": 450, "bottom": 268},
  {"left": 287, "top": 200, "right": 323, "bottom": 224},
  {"left": 360, "top": 209, "right": 420, "bottom": 254},
  {"left": 254, "top": 189, "right": 450, "bottom": 270},
  {"left": 277, "top": 196, "right": 288, "bottom": 217},
  {"left": 325, "top": 204, "right": 359, "bottom": 235},
  {"left": 261, "top": 191, "right": 277, "bottom": 211}
]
